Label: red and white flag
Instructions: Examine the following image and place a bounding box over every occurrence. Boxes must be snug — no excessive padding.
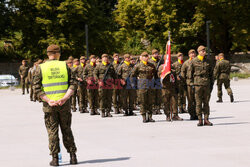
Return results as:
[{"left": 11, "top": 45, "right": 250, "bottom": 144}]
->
[{"left": 160, "top": 40, "right": 171, "bottom": 80}]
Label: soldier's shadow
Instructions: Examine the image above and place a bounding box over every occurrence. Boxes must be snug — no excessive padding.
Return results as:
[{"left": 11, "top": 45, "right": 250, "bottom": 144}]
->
[
  {"left": 214, "top": 122, "right": 250, "bottom": 126},
  {"left": 60, "top": 157, "right": 130, "bottom": 166}
]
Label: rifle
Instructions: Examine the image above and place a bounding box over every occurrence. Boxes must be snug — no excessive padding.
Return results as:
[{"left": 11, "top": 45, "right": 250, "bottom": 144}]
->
[
  {"left": 125, "top": 57, "right": 140, "bottom": 89},
  {"left": 116, "top": 59, "right": 124, "bottom": 74}
]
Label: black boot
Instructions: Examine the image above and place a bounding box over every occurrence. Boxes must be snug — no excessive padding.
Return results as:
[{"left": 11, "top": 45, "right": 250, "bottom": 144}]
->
[
  {"left": 147, "top": 114, "right": 155, "bottom": 122},
  {"left": 142, "top": 114, "right": 147, "bottom": 123},
  {"left": 123, "top": 110, "right": 129, "bottom": 116},
  {"left": 50, "top": 154, "right": 59, "bottom": 166},
  {"left": 90, "top": 109, "right": 95, "bottom": 115},
  {"left": 216, "top": 97, "right": 223, "bottom": 103},
  {"left": 70, "top": 153, "right": 78, "bottom": 165},
  {"left": 197, "top": 116, "right": 203, "bottom": 126},
  {"left": 95, "top": 109, "right": 100, "bottom": 115},
  {"left": 129, "top": 109, "right": 136, "bottom": 116},
  {"left": 230, "top": 95, "right": 234, "bottom": 103},
  {"left": 101, "top": 110, "right": 105, "bottom": 118}
]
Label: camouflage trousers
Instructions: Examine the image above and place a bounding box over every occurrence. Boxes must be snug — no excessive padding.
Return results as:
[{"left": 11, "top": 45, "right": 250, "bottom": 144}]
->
[
  {"left": 152, "top": 88, "right": 162, "bottom": 110},
  {"left": 217, "top": 79, "right": 233, "bottom": 98},
  {"left": 21, "top": 77, "right": 29, "bottom": 94},
  {"left": 71, "top": 89, "right": 78, "bottom": 110},
  {"left": 77, "top": 84, "right": 87, "bottom": 110},
  {"left": 138, "top": 89, "right": 153, "bottom": 115},
  {"left": 99, "top": 88, "right": 112, "bottom": 111},
  {"left": 177, "top": 83, "right": 187, "bottom": 110},
  {"left": 43, "top": 100, "right": 77, "bottom": 155},
  {"left": 87, "top": 88, "right": 98, "bottom": 110},
  {"left": 194, "top": 85, "right": 210, "bottom": 119},
  {"left": 121, "top": 88, "right": 134, "bottom": 111},
  {"left": 187, "top": 85, "right": 196, "bottom": 117},
  {"left": 112, "top": 88, "right": 122, "bottom": 109},
  {"left": 29, "top": 83, "right": 34, "bottom": 100},
  {"left": 162, "top": 89, "right": 178, "bottom": 116}
]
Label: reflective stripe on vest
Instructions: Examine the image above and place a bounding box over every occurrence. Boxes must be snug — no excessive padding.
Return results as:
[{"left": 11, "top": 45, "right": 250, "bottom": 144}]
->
[{"left": 40, "top": 60, "right": 68, "bottom": 101}]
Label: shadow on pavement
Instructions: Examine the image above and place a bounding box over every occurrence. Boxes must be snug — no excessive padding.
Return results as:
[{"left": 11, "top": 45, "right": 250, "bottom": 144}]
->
[
  {"left": 60, "top": 157, "right": 130, "bottom": 166},
  {"left": 233, "top": 100, "right": 250, "bottom": 103},
  {"left": 214, "top": 122, "right": 250, "bottom": 126}
]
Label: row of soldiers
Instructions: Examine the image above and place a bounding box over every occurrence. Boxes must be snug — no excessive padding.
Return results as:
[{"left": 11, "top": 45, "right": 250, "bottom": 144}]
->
[{"left": 19, "top": 45, "right": 234, "bottom": 126}]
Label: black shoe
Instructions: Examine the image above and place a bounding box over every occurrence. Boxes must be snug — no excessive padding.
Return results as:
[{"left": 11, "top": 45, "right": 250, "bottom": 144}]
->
[
  {"left": 50, "top": 155, "right": 59, "bottom": 166},
  {"left": 230, "top": 95, "right": 234, "bottom": 103},
  {"left": 216, "top": 98, "right": 223, "bottom": 103},
  {"left": 70, "top": 153, "right": 78, "bottom": 165}
]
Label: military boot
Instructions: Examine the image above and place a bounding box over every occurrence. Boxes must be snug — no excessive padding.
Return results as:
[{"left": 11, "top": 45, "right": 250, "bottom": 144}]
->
[
  {"left": 230, "top": 94, "right": 234, "bottom": 103},
  {"left": 216, "top": 97, "right": 223, "bottom": 103},
  {"left": 123, "top": 109, "right": 129, "bottom": 116},
  {"left": 70, "top": 153, "right": 78, "bottom": 165},
  {"left": 129, "top": 109, "right": 136, "bottom": 116},
  {"left": 101, "top": 110, "right": 105, "bottom": 118},
  {"left": 114, "top": 108, "right": 119, "bottom": 114},
  {"left": 147, "top": 114, "right": 155, "bottom": 122},
  {"left": 142, "top": 114, "right": 147, "bottom": 123},
  {"left": 90, "top": 109, "right": 95, "bottom": 115},
  {"left": 152, "top": 109, "right": 157, "bottom": 115},
  {"left": 106, "top": 111, "right": 113, "bottom": 117},
  {"left": 197, "top": 116, "right": 203, "bottom": 126},
  {"left": 181, "top": 108, "right": 188, "bottom": 113},
  {"left": 84, "top": 109, "right": 89, "bottom": 113},
  {"left": 172, "top": 115, "right": 183, "bottom": 121},
  {"left": 50, "top": 154, "right": 59, "bottom": 166},
  {"left": 119, "top": 109, "right": 124, "bottom": 114},
  {"left": 94, "top": 109, "right": 100, "bottom": 115},
  {"left": 156, "top": 109, "right": 162, "bottom": 115},
  {"left": 166, "top": 115, "right": 171, "bottom": 122},
  {"left": 204, "top": 116, "right": 213, "bottom": 126},
  {"left": 79, "top": 108, "right": 84, "bottom": 113}
]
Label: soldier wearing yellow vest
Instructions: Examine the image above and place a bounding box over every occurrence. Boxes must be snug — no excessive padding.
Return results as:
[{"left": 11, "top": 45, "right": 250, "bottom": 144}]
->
[{"left": 33, "top": 44, "right": 78, "bottom": 166}]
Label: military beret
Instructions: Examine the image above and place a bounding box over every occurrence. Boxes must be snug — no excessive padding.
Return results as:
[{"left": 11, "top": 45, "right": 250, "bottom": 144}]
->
[
  {"left": 177, "top": 52, "right": 183, "bottom": 57},
  {"left": 80, "top": 56, "right": 86, "bottom": 60},
  {"left": 73, "top": 58, "right": 79, "bottom": 63},
  {"left": 188, "top": 49, "right": 196, "bottom": 55},
  {"left": 197, "top": 45, "right": 206, "bottom": 52},
  {"left": 89, "top": 55, "right": 96, "bottom": 59},
  {"left": 102, "top": 54, "right": 108, "bottom": 58},
  {"left": 113, "top": 53, "right": 119, "bottom": 58},
  {"left": 141, "top": 51, "right": 149, "bottom": 57},
  {"left": 47, "top": 44, "right": 60, "bottom": 52},
  {"left": 152, "top": 49, "right": 159, "bottom": 54},
  {"left": 123, "top": 54, "right": 130, "bottom": 59}
]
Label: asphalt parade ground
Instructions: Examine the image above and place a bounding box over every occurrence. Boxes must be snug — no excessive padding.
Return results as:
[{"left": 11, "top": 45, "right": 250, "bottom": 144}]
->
[{"left": 0, "top": 79, "right": 250, "bottom": 167}]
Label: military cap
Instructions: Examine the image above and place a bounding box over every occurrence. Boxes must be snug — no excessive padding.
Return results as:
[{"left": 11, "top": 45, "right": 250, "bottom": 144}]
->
[
  {"left": 73, "top": 58, "right": 79, "bottom": 63},
  {"left": 188, "top": 49, "right": 196, "bottom": 55},
  {"left": 80, "top": 56, "right": 86, "bottom": 60},
  {"left": 177, "top": 52, "right": 183, "bottom": 57},
  {"left": 197, "top": 45, "right": 206, "bottom": 52},
  {"left": 66, "top": 59, "right": 73, "bottom": 64},
  {"left": 218, "top": 53, "right": 224, "bottom": 57},
  {"left": 124, "top": 54, "right": 130, "bottom": 59},
  {"left": 68, "top": 56, "right": 74, "bottom": 60},
  {"left": 141, "top": 51, "right": 149, "bottom": 57},
  {"left": 47, "top": 44, "right": 60, "bottom": 52},
  {"left": 152, "top": 49, "right": 159, "bottom": 54},
  {"left": 37, "top": 59, "right": 43, "bottom": 64},
  {"left": 102, "top": 54, "right": 108, "bottom": 58},
  {"left": 113, "top": 53, "right": 119, "bottom": 58},
  {"left": 89, "top": 55, "right": 96, "bottom": 59}
]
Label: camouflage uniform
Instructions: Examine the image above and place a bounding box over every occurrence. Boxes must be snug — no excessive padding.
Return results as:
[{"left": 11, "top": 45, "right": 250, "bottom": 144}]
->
[
  {"left": 213, "top": 58, "right": 233, "bottom": 101},
  {"left": 117, "top": 60, "right": 135, "bottom": 115},
  {"left": 181, "top": 58, "right": 197, "bottom": 119},
  {"left": 112, "top": 61, "right": 122, "bottom": 113},
  {"left": 83, "top": 63, "right": 99, "bottom": 115},
  {"left": 172, "top": 60, "right": 187, "bottom": 113},
  {"left": 158, "top": 65, "right": 183, "bottom": 121},
  {"left": 76, "top": 65, "right": 88, "bottom": 113},
  {"left": 19, "top": 64, "right": 29, "bottom": 94},
  {"left": 33, "top": 60, "right": 77, "bottom": 156},
  {"left": 189, "top": 56, "right": 213, "bottom": 120},
  {"left": 94, "top": 61, "right": 116, "bottom": 117},
  {"left": 148, "top": 57, "right": 162, "bottom": 114},
  {"left": 71, "top": 66, "right": 79, "bottom": 112},
  {"left": 28, "top": 66, "right": 36, "bottom": 101},
  {"left": 131, "top": 60, "right": 156, "bottom": 121}
]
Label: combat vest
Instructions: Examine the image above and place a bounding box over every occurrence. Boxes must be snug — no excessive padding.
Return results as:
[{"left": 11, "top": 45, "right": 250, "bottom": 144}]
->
[{"left": 40, "top": 60, "right": 68, "bottom": 100}]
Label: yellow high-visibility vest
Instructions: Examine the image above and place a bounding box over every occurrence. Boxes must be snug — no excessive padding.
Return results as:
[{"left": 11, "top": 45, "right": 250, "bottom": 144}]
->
[{"left": 40, "top": 60, "right": 68, "bottom": 101}]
